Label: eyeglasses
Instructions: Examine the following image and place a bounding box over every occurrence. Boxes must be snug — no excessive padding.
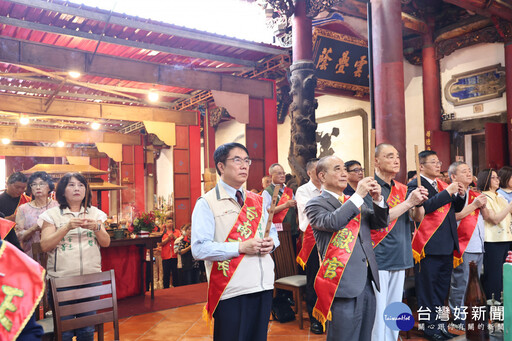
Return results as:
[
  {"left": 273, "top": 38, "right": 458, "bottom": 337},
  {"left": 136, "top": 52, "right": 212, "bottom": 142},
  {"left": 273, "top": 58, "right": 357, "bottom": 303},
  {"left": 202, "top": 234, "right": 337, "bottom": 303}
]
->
[
  {"left": 226, "top": 157, "right": 252, "bottom": 166},
  {"left": 423, "top": 161, "right": 443, "bottom": 166},
  {"left": 30, "top": 183, "right": 48, "bottom": 188},
  {"left": 347, "top": 168, "right": 364, "bottom": 173}
]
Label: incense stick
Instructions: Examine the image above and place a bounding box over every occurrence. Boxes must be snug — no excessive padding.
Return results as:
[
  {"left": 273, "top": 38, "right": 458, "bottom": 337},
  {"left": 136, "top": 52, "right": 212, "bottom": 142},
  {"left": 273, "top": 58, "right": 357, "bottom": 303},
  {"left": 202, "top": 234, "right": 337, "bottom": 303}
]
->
[
  {"left": 414, "top": 145, "right": 421, "bottom": 187},
  {"left": 264, "top": 184, "right": 281, "bottom": 238},
  {"left": 483, "top": 168, "right": 493, "bottom": 192},
  {"left": 368, "top": 129, "right": 376, "bottom": 177}
]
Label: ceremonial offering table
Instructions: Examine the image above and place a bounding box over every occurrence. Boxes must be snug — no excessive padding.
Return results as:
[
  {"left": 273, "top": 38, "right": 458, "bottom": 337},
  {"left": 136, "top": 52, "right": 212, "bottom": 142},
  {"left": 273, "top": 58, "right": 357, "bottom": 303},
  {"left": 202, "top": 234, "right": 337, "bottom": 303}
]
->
[{"left": 101, "top": 235, "right": 161, "bottom": 299}]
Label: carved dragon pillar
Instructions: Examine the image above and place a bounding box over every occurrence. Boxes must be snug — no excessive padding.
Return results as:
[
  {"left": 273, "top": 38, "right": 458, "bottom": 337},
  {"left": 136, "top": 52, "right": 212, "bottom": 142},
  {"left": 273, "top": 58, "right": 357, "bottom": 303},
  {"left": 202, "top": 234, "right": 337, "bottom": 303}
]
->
[{"left": 289, "top": 0, "right": 317, "bottom": 185}]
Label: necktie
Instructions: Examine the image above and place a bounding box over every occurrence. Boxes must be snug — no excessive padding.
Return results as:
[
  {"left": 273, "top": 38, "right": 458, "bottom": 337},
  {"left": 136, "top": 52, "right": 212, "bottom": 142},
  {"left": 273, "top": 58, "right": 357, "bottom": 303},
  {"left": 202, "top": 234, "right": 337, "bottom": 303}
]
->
[
  {"left": 236, "top": 190, "right": 244, "bottom": 207},
  {"left": 338, "top": 195, "right": 344, "bottom": 204},
  {"left": 432, "top": 180, "right": 438, "bottom": 192}
]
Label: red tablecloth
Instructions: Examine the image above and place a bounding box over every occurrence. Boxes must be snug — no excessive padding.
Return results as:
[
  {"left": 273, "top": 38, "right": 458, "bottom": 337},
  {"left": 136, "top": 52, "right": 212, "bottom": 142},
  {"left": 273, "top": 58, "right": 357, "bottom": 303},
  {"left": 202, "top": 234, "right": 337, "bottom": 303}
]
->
[{"left": 101, "top": 245, "right": 142, "bottom": 299}]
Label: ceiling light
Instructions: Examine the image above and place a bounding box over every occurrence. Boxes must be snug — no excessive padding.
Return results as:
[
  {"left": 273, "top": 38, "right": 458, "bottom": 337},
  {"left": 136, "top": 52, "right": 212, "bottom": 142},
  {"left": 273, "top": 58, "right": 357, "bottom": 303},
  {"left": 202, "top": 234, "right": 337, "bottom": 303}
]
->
[
  {"left": 148, "top": 91, "right": 159, "bottom": 103},
  {"left": 68, "top": 71, "right": 81, "bottom": 79},
  {"left": 19, "top": 116, "right": 30, "bottom": 125},
  {"left": 2, "top": 138, "right": 10, "bottom": 145},
  {"left": 91, "top": 122, "right": 101, "bottom": 130},
  {"left": 56, "top": 141, "right": 65, "bottom": 147}
]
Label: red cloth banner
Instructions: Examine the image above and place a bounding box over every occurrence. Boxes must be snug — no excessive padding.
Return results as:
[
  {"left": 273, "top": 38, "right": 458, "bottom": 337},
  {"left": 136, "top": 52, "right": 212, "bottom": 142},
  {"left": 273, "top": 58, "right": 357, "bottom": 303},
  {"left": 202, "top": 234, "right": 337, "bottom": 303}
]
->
[{"left": 0, "top": 240, "right": 45, "bottom": 341}]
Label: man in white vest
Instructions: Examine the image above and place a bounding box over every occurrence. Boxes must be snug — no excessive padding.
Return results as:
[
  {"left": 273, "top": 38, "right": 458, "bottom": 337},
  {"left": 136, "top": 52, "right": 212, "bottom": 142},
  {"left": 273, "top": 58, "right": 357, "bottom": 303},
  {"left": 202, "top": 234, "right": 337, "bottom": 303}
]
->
[{"left": 191, "top": 142, "right": 280, "bottom": 341}]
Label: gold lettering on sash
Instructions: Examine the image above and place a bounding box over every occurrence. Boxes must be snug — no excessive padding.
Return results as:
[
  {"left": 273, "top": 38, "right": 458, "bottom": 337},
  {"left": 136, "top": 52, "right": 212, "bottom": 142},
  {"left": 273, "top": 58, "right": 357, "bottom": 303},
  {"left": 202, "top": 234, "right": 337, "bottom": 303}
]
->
[
  {"left": 0, "top": 285, "right": 24, "bottom": 332},
  {"left": 323, "top": 257, "right": 345, "bottom": 279},
  {"left": 217, "top": 260, "right": 231, "bottom": 277},
  {"left": 331, "top": 230, "right": 355, "bottom": 253},
  {"left": 246, "top": 207, "right": 258, "bottom": 221},
  {"left": 237, "top": 221, "right": 252, "bottom": 239},
  {"left": 389, "top": 195, "right": 401, "bottom": 208}
]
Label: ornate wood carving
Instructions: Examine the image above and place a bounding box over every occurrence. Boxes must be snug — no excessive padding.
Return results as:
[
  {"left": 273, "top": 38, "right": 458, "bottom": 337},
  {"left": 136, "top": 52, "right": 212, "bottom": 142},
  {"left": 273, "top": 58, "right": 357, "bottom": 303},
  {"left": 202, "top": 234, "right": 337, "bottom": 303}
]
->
[
  {"left": 436, "top": 25, "right": 502, "bottom": 59},
  {"left": 493, "top": 17, "right": 512, "bottom": 43},
  {"left": 289, "top": 61, "right": 318, "bottom": 185}
]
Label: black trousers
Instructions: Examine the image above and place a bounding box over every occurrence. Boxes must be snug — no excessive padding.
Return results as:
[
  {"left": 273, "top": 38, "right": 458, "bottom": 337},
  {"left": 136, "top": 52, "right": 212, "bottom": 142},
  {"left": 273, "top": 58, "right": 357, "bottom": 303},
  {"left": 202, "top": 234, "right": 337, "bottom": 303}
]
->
[
  {"left": 414, "top": 254, "right": 452, "bottom": 336},
  {"left": 306, "top": 245, "right": 320, "bottom": 322},
  {"left": 483, "top": 241, "right": 511, "bottom": 301},
  {"left": 213, "top": 290, "right": 273, "bottom": 341},
  {"left": 162, "top": 258, "right": 176, "bottom": 288}
]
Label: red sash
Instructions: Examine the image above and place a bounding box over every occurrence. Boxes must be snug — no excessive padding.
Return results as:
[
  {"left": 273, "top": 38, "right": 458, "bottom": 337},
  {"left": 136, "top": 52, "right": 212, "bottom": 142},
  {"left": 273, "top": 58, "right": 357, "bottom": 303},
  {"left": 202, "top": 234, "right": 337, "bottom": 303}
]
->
[
  {"left": 0, "top": 218, "right": 16, "bottom": 239},
  {"left": 453, "top": 189, "right": 480, "bottom": 268},
  {"left": 312, "top": 196, "right": 361, "bottom": 329},
  {"left": 296, "top": 224, "right": 315, "bottom": 270},
  {"left": 371, "top": 181, "right": 407, "bottom": 248},
  {"left": 0, "top": 240, "right": 45, "bottom": 341},
  {"left": 14, "top": 194, "right": 31, "bottom": 215},
  {"left": 203, "top": 190, "right": 263, "bottom": 322},
  {"left": 411, "top": 179, "right": 450, "bottom": 263},
  {"left": 272, "top": 186, "right": 294, "bottom": 223}
]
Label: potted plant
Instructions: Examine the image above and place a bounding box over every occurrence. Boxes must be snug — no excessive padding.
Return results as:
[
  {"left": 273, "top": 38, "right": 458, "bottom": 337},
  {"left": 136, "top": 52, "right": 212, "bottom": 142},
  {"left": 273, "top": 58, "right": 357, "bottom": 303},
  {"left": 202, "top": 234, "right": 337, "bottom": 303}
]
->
[{"left": 130, "top": 211, "right": 157, "bottom": 237}]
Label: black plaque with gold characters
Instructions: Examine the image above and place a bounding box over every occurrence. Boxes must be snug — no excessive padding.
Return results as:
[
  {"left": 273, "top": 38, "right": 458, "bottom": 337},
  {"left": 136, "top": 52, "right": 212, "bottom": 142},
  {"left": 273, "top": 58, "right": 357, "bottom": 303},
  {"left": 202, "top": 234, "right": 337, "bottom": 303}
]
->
[{"left": 312, "top": 28, "right": 369, "bottom": 96}]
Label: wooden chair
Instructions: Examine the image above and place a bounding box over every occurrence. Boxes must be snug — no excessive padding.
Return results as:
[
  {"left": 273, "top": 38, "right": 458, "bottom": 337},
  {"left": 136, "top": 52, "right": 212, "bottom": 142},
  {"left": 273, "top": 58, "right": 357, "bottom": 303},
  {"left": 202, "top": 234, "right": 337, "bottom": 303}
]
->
[
  {"left": 32, "top": 242, "right": 51, "bottom": 319},
  {"left": 272, "top": 223, "right": 307, "bottom": 329},
  {"left": 50, "top": 270, "right": 119, "bottom": 341}
]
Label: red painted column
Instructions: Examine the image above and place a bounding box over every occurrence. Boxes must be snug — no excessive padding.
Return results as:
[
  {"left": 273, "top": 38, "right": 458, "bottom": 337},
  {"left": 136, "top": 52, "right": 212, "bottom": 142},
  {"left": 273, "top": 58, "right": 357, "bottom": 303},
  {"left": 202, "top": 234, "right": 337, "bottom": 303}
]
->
[
  {"left": 100, "top": 157, "right": 109, "bottom": 215},
  {"left": 372, "top": 0, "right": 407, "bottom": 182},
  {"left": 422, "top": 17, "right": 451, "bottom": 167},
  {"left": 292, "top": 0, "right": 312, "bottom": 61},
  {"left": 264, "top": 80, "right": 278, "bottom": 170},
  {"left": 189, "top": 125, "right": 201, "bottom": 212},
  {"left": 505, "top": 41, "right": 512, "bottom": 164},
  {"left": 134, "top": 145, "right": 145, "bottom": 213}
]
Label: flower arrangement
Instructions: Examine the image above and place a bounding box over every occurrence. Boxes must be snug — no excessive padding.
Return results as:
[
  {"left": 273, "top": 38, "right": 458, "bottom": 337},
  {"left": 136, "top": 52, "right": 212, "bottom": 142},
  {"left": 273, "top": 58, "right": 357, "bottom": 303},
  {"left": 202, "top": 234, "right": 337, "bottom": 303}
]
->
[{"left": 130, "top": 211, "right": 158, "bottom": 234}]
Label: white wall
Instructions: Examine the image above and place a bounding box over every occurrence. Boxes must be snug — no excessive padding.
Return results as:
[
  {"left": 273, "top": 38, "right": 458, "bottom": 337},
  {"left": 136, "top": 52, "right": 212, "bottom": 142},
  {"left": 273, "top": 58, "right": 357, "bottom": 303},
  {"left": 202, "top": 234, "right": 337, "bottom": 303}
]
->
[
  {"left": 215, "top": 119, "right": 246, "bottom": 147},
  {"left": 156, "top": 147, "right": 173, "bottom": 203},
  {"left": 440, "top": 43, "right": 505, "bottom": 120},
  {"left": 277, "top": 95, "right": 371, "bottom": 172}
]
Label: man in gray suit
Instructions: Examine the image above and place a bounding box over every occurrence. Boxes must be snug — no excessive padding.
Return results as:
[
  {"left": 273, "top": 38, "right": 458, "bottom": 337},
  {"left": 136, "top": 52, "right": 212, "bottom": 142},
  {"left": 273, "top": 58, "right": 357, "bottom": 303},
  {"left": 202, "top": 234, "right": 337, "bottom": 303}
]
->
[{"left": 305, "top": 155, "right": 389, "bottom": 341}]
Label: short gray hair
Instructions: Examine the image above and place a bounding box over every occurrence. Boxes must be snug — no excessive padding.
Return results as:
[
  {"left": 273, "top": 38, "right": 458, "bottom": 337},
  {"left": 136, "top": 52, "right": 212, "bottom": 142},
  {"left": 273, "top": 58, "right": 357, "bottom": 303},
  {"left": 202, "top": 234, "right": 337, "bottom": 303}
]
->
[
  {"left": 268, "top": 163, "right": 282, "bottom": 175},
  {"left": 447, "top": 161, "right": 466, "bottom": 179}
]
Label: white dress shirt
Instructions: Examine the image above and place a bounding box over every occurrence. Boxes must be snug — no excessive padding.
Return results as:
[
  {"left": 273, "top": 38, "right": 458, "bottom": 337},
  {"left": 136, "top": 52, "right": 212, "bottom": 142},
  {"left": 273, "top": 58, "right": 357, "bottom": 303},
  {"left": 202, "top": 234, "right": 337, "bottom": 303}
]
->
[{"left": 296, "top": 180, "right": 321, "bottom": 232}]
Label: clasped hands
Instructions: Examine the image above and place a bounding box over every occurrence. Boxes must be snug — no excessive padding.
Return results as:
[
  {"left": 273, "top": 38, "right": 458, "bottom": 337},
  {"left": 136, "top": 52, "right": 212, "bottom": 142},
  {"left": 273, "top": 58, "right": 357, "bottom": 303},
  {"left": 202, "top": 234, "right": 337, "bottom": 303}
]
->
[
  {"left": 355, "top": 177, "right": 383, "bottom": 202},
  {"left": 66, "top": 217, "right": 98, "bottom": 231},
  {"left": 238, "top": 237, "right": 274, "bottom": 256}
]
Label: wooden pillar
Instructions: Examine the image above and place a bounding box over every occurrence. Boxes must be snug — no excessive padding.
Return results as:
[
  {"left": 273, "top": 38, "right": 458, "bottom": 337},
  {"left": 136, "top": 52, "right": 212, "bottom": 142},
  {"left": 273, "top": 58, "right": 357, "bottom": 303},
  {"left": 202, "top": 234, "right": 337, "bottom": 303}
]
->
[
  {"left": 289, "top": 0, "right": 317, "bottom": 185},
  {"left": 421, "top": 16, "right": 451, "bottom": 166},
  {"left": 371, "top": 0, "right": 407, "bottom": 182}
]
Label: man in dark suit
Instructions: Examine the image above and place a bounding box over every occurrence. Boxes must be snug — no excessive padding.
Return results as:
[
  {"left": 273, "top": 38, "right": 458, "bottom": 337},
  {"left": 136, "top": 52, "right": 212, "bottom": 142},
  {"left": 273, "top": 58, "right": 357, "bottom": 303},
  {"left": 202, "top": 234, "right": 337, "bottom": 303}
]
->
[
  {"left": 305, "top": 155, "right": 389, "bottom": 341},
  {"left": 407, "top": 150, "right": 465, "bottom": 341}
]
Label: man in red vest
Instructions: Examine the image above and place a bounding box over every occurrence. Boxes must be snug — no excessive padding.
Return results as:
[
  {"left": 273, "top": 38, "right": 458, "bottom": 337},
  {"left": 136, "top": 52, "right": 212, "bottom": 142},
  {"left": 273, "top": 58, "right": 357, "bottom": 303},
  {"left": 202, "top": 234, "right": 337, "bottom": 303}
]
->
[
  {"left": 407, "top": 150, "right": 466, "bottom": 341},
  {"left": 447, "top": 162, "right": 487, "bottom": 327},
  {"left": 191, "top": 142, "right": 279, "bottom": 341}
]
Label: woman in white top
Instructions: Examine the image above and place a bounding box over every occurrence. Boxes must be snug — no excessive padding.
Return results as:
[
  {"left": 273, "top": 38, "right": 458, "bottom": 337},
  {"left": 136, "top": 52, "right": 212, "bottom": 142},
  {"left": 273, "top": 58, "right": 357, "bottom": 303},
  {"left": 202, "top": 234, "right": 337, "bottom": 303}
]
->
[
  {"left": 40, "top": 172, "right": 110, "bottom": 341},
  {"left": 15, "top": 171, "right": 58, "bottom": 258},
  {"left": 477, "top": 169, "right": 512, "bottom": 301}
]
